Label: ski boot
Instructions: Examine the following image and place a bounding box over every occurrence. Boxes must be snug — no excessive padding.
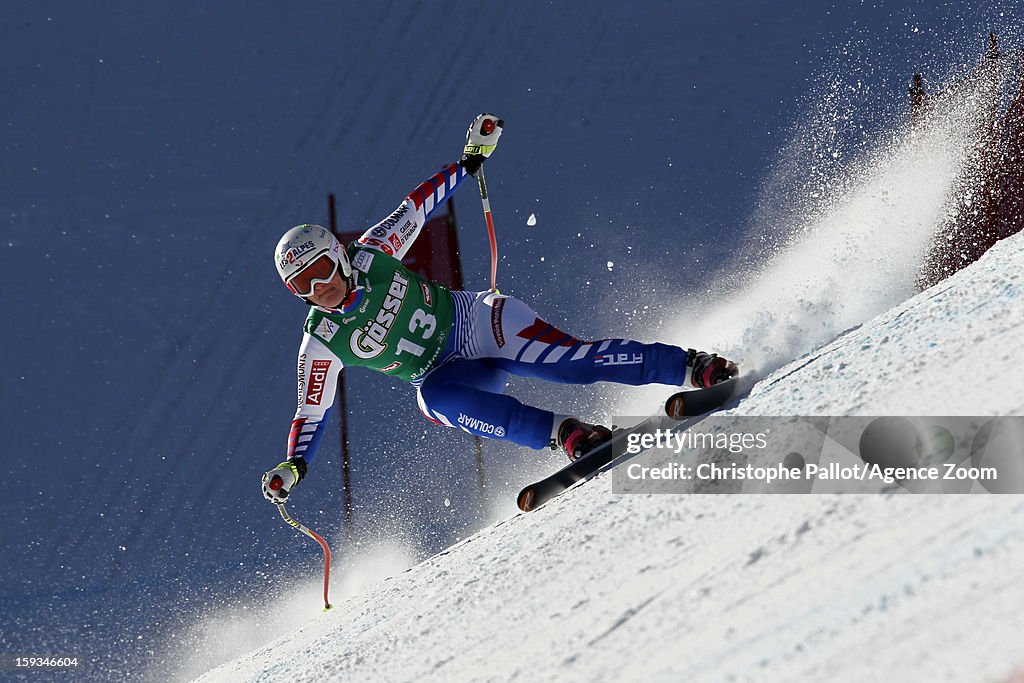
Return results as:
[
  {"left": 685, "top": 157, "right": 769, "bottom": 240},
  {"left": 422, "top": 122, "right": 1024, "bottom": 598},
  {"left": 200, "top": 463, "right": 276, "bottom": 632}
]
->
[
  {"left": 684, "top": 349, "right": 738, "bottom": 389},
  {"left": 557, "top": 418, "right": 613, "bottom": 461}
]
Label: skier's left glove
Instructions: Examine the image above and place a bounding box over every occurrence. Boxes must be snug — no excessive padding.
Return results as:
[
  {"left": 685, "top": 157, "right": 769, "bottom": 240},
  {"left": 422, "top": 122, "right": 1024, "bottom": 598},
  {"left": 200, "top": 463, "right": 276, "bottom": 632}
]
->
[
  {"left": 459, "top": 113, "right": 503, "bottom": 175},
  {"left": 261, "top": 457, "right": 307, "bottom": 505}
]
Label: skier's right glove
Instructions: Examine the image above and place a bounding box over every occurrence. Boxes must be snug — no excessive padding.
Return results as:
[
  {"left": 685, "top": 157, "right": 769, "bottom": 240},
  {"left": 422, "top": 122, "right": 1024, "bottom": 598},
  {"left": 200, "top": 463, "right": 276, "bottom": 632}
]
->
[
  {"left": 261, "top": 457, "right": 307, "bottom": 505},
  {"left": 459, "top": 113, "right": 503, "bottom": 175}
]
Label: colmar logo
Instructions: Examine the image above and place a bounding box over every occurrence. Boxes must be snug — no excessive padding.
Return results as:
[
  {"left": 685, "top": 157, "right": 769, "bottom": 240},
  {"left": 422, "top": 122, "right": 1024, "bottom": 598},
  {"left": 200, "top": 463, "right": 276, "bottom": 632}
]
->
[
  {"left": 458, "top": 414, "right": 506, "bottom": 437},
  {"left": 305, "top": 359, "right": 332, "bottom": 405},
  {"left": 372, "top": 204, "right": 409, "bottom": 234}
]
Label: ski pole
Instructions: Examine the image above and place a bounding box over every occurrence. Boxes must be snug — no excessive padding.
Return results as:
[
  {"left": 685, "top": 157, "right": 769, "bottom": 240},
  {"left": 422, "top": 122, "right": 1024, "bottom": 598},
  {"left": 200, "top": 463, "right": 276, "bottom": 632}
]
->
[
  {"left": 276, "top": 503, "right": 333, "bottom": 611},
  {"left": 475, "top": 163, "right": 500, "bottom": 293}
]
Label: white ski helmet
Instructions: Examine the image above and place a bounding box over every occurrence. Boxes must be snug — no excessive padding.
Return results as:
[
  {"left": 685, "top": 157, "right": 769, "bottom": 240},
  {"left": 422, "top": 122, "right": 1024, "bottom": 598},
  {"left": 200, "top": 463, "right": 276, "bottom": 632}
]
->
[{"left": 274, "top": 224, "right": 352, "bottom": 298}]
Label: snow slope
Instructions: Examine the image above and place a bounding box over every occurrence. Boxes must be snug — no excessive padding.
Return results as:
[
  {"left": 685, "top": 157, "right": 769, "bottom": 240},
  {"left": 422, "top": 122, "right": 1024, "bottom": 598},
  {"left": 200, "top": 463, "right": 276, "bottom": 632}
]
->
[
  {"left": 197, "top": 232, "right": 1024, "bottom": 682},
  {"left": 2, "top": 1, "right": 1023, "bottom": 681}
]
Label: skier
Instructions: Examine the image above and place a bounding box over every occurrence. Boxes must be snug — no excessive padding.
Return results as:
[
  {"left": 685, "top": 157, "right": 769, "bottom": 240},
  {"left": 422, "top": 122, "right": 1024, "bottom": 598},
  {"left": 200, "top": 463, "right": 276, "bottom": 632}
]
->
[{"left": 262, "top": 114, "right": 737, "bottom": 504}]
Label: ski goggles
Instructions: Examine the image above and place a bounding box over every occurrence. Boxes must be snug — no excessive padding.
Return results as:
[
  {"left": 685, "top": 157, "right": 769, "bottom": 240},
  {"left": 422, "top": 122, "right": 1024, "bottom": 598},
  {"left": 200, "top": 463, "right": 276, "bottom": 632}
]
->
[{"left": 286, "top": 252, "right": 339, "bottom": 297}]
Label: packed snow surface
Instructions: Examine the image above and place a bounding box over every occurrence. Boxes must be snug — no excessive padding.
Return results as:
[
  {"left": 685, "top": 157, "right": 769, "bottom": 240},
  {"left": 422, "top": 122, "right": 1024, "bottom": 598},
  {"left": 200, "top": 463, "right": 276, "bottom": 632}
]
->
[
  {"left": 4, "top": 3, "right": 1023, "bottom": 681},
  {"left": 196, "top": 234, "right": 1024, "bottom": 682}
]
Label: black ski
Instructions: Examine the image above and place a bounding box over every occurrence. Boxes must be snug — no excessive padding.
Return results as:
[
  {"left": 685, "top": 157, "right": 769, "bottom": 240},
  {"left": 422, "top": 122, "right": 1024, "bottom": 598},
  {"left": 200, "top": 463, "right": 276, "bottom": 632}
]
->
[
  {"left": 516, "top": 378, "right": 740, "bottom": 512},
  {"left": 662, "top": 376, "right": 740, "bottom": 420}
]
